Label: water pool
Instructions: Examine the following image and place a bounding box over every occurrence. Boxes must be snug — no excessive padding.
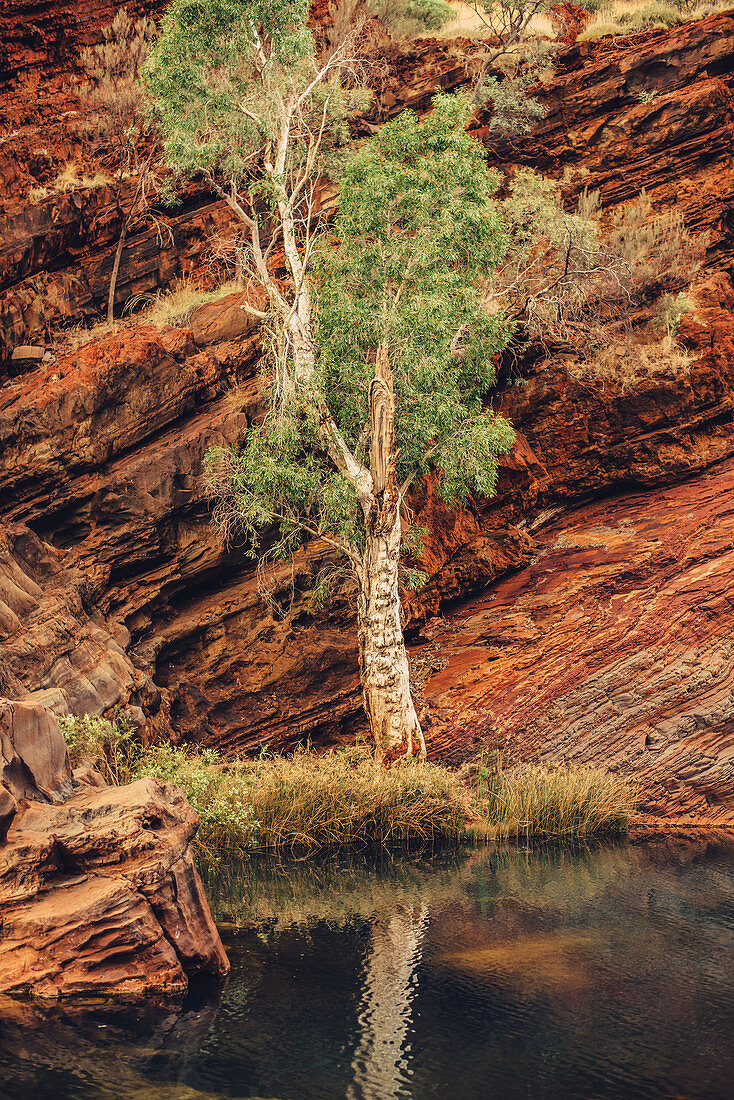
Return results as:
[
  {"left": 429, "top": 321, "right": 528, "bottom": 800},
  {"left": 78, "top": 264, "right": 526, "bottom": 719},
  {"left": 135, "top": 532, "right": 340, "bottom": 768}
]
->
[{"left": 1, "top": 837, "right": 733, "bottom": 1100}]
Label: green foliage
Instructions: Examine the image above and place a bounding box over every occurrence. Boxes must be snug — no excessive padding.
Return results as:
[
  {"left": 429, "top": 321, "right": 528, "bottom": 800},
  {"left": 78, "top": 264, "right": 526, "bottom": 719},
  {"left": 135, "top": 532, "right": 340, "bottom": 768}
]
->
[
  {"left": 59, "top": 713, "right": 258, "bottom": 855},
  {"left": 318, "top": 94, "right": 513, "bottom": 495},
  {"left": 59, "top": 711, "right": 140, "bottom": 784},
  {"left": 479, "top": 72, "right": 545, "bottom": 137},
  {"left": 145, "top": 0, "right": 361, "bottom": 193},
  {"left": 212, "top": 93, "right": 514, "bottom": 567},
  {"left": 653, "top": 290, "right": 692, "bottom": 336},
  {"left": 371, "top": 0, "right": 455, "bottom": 36}
]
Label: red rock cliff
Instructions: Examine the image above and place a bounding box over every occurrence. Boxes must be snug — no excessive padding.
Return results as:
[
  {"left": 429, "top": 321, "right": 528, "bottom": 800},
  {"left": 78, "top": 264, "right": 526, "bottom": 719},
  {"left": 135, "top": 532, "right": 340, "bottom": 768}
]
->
[{"left": 1, "top": 6, "right": 734, "bottom": 827}]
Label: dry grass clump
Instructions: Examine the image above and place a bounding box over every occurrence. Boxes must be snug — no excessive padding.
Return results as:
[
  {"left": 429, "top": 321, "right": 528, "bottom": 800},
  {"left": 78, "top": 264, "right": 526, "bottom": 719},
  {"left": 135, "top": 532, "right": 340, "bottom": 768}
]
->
[
  {"left": 471, "top": 756, "right": 637, "bottom": 839},
  {"left": 242, "top": 748, "right": 467, "bottom": 851},
  {"left": 62, "top": 715, "right": 635, "bottom": 854},
  {"left": 55, "top": 318, "right": 124, "bottom": 354},
  {"left": 137, "top": 277, "right": 239, "bottom": 329},
  {"left": 578, "top": 0, "right": 728, "bottom": 42},
  {"left": 567, "top": 333, "right": 693, "bottom": 391},
  {"left": 27, "top": 162, "right": 110, "bottom": 203}
]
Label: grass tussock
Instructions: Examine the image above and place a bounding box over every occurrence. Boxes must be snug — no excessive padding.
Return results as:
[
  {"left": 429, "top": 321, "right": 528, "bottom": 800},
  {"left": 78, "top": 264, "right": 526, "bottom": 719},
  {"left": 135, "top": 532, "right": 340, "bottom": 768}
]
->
[
  {"left": 60, "top": 714, "right": 636, "bottom": 855},
  {"left": 470, "top": 754, "right": 637, "bottom": 840},
  {"left": 567, "top": 333, "right": 693, "bottom": 391},
  {"left": 577, "top": 0, "right": 730, "bottom": 42},
  {"left": 28, "top": 162, "right": 110, "bottom": 203},
  {"left": 241, "top": 749, "right": 467, "bottom": 851},
  {"left": 137, "top": 277, "right": 240, "bottom": 329}
]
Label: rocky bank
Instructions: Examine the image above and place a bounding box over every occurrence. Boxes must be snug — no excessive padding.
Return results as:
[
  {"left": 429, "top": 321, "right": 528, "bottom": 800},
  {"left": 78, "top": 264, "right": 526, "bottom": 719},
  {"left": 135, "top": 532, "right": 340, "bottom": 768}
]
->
[{"left": 0, "top": 694, "right": 229, "bottom": 998}]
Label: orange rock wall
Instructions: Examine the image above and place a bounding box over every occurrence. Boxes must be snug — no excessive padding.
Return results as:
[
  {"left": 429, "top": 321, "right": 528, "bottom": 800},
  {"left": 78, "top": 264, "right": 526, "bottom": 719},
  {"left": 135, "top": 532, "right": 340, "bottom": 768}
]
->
[{"left": 1, "top": 7, "right": 734, "bottom": 822}]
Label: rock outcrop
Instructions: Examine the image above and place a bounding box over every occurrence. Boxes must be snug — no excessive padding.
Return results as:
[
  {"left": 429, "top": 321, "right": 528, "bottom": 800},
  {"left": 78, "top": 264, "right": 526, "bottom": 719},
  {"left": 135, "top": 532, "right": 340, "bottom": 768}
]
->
[
  {"left": 0, "top": 777, "right": 230, "bottom": 999},
  {"left": 422, "top": 454, "right": 734, "bottom": 824},
  {"left": 0, "top": 520, "right": 228, "bottom": 1000}
]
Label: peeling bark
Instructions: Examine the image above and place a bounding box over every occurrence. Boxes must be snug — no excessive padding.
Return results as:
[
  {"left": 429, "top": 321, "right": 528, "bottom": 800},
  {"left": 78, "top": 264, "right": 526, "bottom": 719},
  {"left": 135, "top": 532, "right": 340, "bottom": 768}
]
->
[
  {"left": 357, "top": 510, "right": 426, "bottom": 764},
  {"left": 357, "top": 343, "right": 426, "bottom": 764}
]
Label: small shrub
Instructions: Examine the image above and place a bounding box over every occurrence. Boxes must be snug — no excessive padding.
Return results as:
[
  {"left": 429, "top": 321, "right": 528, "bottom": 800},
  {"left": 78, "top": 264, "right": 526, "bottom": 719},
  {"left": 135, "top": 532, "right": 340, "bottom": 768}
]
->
[
  {"left": 131, "top": 743, "right": 259, "bottom": 856},
  {"left": 60, "top": 714, "right": 258, "bottom": 855},
  {"left": 654, "top": 290, "right": 692, "bottom": 336},
  {"left": 59, "top": 711, "right": 140, "bottom": 784},
  {"left": 370, "top": 0, "right": 455, "bottom": 38},
  {"left": 577, "top": 19, "right": 625, "bottom": 40},
  {"left": 607, "top": 190, "right": 706, "bottom": 294},
  {"left": 567, "top": 333, "right": 693, "bottom": 390},
  {"left": 138, "top": 278, "right": 240, "bottom": 329},
  {"left": 480, "top": 73, "right": 546, "bottom": 137}
]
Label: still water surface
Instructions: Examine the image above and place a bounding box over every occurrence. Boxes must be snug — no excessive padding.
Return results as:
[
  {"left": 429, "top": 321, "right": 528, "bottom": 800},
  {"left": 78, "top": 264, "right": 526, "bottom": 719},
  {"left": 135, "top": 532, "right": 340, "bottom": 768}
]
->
[{"left": 1, "top": 839, "right": 733, "bottom": 1100}]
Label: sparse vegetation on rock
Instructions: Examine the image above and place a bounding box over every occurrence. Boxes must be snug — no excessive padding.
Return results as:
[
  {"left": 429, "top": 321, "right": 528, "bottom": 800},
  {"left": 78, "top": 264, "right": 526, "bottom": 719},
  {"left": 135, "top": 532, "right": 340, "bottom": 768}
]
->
[{"left": 73, "top": 8, "right": 165, "bottom": 322}]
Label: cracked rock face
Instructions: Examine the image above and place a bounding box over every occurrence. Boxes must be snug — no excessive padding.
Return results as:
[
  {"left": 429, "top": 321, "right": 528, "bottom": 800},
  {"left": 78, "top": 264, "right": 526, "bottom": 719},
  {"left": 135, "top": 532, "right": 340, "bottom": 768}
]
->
[{"left": 0, "top": 778, "right": 229, "bottom": 999}]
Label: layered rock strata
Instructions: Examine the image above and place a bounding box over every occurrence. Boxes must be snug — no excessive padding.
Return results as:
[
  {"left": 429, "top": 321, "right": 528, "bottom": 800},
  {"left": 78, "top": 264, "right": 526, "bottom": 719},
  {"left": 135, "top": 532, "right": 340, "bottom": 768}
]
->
[
  {"left": 1, "top": 10, "right": 734, "bottom": 825},
  {"left": 421, "top": 456, "right": 734, "bottom": 824},
  {"left": 0, "top": 601, "right": 229, "bottom": 999},
  {"left": 0, "top": 777, "right": 230, "bottom": 998}
]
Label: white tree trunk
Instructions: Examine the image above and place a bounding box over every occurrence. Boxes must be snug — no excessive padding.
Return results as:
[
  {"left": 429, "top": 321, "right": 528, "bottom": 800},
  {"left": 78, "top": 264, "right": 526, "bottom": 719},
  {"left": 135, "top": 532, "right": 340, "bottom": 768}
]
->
[
  {"left": 107, "top": 220, "right": 128, "bottom": 324},
  {"left": 357, "top": 508, "right": 426, "bottom": 765}
]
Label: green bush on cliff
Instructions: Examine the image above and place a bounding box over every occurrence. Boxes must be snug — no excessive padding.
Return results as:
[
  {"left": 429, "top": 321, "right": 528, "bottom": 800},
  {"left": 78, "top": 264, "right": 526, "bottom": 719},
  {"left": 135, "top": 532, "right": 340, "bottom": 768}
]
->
[
  {"left": 618, "top": 2, "right": 683, "bottom": 28},
  {"left": 59, "top": 711, "right": 140, "bottom": 784},
  {"left": 60, "top": 715, "right": 258, "bottom": 855},
  {"left": 133, "top": 742, "right": 260, "bottom": 856}
]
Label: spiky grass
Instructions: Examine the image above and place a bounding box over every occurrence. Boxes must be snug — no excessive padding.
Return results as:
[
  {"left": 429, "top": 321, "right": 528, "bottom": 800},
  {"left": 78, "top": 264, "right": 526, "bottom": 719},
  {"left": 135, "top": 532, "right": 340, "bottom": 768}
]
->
[
  {"left": 61, "top": 716, "right": 635, "bottom": 854},
  {"left": 470, "top": 758, "right": 637, "bottom": 840}
]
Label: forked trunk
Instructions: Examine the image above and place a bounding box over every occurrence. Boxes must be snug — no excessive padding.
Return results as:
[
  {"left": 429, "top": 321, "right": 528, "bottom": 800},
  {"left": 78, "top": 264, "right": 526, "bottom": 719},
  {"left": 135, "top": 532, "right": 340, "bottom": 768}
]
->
[{"left": 357, "top": 512, "right": 426, "bottom": 765}]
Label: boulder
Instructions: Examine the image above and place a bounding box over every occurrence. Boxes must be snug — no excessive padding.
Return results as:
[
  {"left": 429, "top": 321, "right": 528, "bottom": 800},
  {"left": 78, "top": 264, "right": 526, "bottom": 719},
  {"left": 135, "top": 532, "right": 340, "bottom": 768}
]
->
[{"left": 0, "top": 779, "right": 230, "bottom": 999}]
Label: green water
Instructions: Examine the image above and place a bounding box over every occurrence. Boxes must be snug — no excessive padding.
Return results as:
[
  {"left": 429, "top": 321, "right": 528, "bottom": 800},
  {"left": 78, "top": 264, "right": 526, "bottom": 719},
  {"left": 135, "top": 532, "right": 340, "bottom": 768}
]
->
[{"left": 0, "top": 838, "right": 733, "bottom": 1099}]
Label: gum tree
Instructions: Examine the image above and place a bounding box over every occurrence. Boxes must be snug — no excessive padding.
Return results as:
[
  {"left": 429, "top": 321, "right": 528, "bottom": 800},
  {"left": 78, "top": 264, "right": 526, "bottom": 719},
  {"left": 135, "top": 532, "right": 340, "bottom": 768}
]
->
[{"left": 147, "top": 0, "right": 514, "bottom": 762}]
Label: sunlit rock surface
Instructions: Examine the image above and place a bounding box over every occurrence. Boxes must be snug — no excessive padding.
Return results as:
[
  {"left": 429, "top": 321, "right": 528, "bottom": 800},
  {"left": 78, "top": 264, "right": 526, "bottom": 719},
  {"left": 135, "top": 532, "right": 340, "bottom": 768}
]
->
[{"left": 0, "top": 778, "right": 229, "bottom": 999}]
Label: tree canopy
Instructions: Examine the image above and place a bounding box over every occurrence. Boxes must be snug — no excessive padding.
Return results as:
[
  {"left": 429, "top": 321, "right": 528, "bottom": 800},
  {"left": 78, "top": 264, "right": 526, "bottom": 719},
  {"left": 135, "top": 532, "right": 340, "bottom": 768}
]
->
[{"left": 209, "top": 94, "right": 515, "bottom": 568}]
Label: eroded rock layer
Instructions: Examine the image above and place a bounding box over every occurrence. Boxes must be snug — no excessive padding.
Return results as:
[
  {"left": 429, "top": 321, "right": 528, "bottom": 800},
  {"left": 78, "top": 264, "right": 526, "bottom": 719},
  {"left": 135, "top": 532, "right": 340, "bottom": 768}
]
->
[
  {"left": 422, "top": 457, "right": 734, "bottom": 824},
  {"left": 0, "top": 777, "right": 230, "bottom": 998}
]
